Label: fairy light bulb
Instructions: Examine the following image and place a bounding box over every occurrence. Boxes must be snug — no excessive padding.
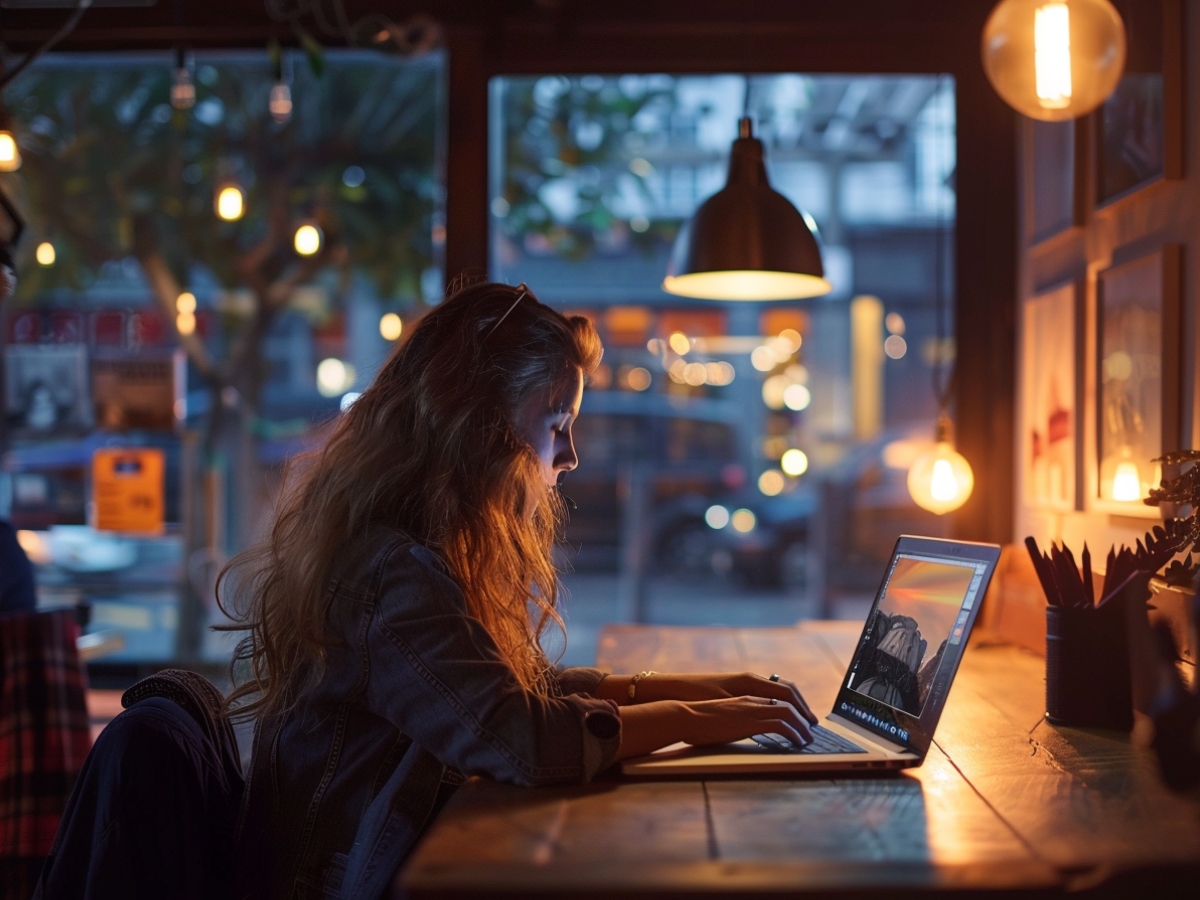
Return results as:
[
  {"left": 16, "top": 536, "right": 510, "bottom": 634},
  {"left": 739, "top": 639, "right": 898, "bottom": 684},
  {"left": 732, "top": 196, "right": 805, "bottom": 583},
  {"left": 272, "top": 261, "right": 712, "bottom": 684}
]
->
[
  {"left": 35, "top": 242, "right": 55, "bottom": 266},
  {"left": 171, "top": 47, "right": 196, "bottom": 111},
  {"left": 294, "top": 223, "right": 322, "bottom": 256},
  {"left": 907, "top": 417, "right": 975, "bottom": 515},
  {"left": 0, "top": 131, "right": 21, "bottom": 172},
  {"left": 1111, "top": 461, "right": 1142, "bottom": 502},
  {"left": 982, "top": 0, "right": 1126, "bottom": 121},
  {"left": 215, "top": 184, "right": 245, "bottom": 221},
  {"left": 269, "top": 82, "right": 293, "bottom": 124}
]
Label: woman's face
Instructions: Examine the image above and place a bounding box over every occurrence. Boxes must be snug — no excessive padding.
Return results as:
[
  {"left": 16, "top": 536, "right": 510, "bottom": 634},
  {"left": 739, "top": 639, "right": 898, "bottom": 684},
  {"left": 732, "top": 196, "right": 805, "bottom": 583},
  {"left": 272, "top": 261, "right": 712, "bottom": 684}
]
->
[{"left": 514, "top": 368, "right": 584, "bottom": 488}]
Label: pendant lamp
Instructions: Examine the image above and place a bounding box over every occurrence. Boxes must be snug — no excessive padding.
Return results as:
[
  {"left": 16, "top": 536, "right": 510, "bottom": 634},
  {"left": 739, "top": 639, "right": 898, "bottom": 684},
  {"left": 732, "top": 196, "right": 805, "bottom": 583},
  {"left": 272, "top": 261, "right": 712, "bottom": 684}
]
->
[
  {"left": 908, "top": 414, "right": 975, "bottom": 515},
  {"left": 906, "top": 75, "right": 973, "bottom": 516},
  {"left": 663, "top": 118, "right": 831, "bottom": 301},
  {"left": 982, "top": 0, "right": 1126, "bottom": 121}
]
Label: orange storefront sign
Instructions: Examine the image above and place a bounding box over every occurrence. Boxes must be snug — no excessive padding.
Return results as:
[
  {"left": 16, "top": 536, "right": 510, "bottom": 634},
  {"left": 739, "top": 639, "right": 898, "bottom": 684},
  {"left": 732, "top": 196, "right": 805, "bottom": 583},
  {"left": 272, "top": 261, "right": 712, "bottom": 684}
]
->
[{"left": 92, "top": 448, "right": 165, "bottom": 534}]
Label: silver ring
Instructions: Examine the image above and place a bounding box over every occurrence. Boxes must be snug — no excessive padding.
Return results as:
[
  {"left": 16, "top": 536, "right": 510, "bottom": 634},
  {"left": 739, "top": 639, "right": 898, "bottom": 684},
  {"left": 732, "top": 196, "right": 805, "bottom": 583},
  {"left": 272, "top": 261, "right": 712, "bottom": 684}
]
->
[
  {"left": 769, "top": 674, "right": 780, "bottom": 682},
  {"left": 769, "top": 698, "right": 778, "bottom": 705}
]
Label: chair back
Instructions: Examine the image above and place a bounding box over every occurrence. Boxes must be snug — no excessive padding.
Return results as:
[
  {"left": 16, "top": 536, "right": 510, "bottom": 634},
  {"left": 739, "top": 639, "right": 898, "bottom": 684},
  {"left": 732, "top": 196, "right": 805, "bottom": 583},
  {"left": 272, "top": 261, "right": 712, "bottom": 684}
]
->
[{"left": 0, "top": 607, "right": 91, "bottom": 858}]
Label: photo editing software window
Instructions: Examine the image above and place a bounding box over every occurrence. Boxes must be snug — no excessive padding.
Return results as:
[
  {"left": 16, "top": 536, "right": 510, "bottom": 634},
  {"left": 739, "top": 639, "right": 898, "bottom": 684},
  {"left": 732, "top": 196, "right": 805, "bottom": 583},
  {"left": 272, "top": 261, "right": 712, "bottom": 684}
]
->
[{"left": 844, "top": 554, "right": 987, "bottom": 724}]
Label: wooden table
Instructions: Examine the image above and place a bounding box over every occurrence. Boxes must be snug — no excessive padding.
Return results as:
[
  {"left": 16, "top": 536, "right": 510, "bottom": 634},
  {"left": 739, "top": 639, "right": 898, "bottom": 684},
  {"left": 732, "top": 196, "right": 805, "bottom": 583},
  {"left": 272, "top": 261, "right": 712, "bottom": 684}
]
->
[{"left": 399, "top": 623, "right": 1200, "bottom": 897}]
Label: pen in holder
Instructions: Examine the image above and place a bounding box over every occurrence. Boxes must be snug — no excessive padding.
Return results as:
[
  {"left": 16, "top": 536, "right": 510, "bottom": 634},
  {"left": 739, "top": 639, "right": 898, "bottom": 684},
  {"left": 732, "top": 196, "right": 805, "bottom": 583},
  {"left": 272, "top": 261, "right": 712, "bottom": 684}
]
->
[{"left": 1026, "top": 537, "right": 1158, "bottom": 732}]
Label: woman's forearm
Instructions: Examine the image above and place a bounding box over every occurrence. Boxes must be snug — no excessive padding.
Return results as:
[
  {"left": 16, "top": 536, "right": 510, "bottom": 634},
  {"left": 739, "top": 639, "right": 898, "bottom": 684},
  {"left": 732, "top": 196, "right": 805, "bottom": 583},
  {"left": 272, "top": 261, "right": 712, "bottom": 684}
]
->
[
  {"left": 614, "top": 700, "right": 688, "bottom": 759},
  {"left": 614, "top": 695, "right": 814, "bottom": 760}
]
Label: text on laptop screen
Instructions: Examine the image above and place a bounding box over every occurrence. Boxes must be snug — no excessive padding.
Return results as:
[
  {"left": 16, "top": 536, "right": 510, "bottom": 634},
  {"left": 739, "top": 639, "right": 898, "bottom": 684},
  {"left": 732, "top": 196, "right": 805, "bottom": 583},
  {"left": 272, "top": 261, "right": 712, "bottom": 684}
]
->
[{"left": 844, "top": 554, "right": 987, "bottom": 719}]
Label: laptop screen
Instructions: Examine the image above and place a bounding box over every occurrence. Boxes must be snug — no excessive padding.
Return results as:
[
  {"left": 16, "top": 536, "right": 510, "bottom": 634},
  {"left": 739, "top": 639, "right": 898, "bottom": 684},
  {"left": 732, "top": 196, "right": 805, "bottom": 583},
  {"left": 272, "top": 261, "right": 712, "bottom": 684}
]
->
[{"left": 832, "top": 536, "right": 1000, "bottom": 755}]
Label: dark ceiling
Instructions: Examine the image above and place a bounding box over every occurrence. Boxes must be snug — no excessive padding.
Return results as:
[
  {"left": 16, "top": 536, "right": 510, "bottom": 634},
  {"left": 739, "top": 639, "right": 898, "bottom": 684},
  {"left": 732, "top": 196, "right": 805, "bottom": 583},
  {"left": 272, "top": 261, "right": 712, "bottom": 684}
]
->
[{"left": 0, "top": 1, "right": 999, "bottom": 52}]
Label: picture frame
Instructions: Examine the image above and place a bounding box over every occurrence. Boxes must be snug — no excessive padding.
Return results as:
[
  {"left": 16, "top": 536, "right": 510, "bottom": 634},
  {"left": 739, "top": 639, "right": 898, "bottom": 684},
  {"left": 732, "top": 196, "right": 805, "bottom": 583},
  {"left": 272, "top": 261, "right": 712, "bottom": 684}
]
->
[
  {"left": 1021, "top": 280, "right": 1081, "bottom": 510},
  {"left": 1027, "top": 118, "right": 1085, "bottom": 245},
  {"left": 1094, "top": 0, "right": 1183, "bottom": 207},
  {"left": 1090, "top": 246, "right": 1182, "bottom": 516},
  {"left": 3, "top": 343, "right": 94, "bottom": 437}
]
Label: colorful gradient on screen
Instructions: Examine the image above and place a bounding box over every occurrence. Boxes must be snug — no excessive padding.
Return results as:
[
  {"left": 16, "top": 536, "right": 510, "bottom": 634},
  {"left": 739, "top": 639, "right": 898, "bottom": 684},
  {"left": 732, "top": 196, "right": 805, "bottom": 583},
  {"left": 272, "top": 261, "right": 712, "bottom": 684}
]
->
[{"left": 879, "top": 557, "right": 976, "bottom": 652}]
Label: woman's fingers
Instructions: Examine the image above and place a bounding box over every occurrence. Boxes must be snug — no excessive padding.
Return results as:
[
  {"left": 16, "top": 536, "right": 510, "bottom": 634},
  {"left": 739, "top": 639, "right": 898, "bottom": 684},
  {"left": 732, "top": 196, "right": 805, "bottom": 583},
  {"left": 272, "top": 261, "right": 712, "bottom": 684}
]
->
[
  {"left": 746, "top": 673, "right": 818, "bottom": 724},
  {"left": 746, "top": 696, "right": 813, "bottom": 742}
]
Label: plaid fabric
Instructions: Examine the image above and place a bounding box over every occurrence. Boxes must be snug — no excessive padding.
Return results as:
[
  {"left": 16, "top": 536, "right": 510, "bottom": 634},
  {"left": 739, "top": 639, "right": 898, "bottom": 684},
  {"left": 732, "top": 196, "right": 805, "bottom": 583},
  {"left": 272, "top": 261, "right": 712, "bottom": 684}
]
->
[{"left": 0, "top": 608, "right": 91, "bottom": 858}]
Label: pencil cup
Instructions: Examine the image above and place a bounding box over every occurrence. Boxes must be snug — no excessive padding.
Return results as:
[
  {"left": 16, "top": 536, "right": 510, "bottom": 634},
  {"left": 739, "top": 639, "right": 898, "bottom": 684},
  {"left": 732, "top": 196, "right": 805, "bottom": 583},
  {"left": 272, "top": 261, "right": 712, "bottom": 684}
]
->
[{"left": 1045, "top": 601, "right": 1133, "bottom": 731}]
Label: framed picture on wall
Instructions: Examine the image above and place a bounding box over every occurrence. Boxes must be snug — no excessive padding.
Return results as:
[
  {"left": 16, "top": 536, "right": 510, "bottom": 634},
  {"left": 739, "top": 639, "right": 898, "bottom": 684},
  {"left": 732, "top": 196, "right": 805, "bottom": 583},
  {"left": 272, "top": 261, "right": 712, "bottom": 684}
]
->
[
  {"left": 1094, "top": 0, "right": 1183, "bottom": 207},
  {"left": 1028, "top": 119, "right": 1084, "bottom": 244},
  {"left": 1022, "top": 281, "right": 1080, "bottom": 510},
  {"left": 1091, "top": 246, "right": 1182, "bottom": 515},
  {"left": 3, "top": 343, "right": 94, "bottom": 437}
]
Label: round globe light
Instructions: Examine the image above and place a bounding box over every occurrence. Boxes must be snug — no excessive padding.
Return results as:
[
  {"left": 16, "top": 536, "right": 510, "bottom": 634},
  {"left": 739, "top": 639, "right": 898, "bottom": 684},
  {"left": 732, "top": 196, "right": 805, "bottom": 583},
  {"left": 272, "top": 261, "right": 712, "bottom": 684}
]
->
[
  {"left": 982, "top": 0, "right": 1126, "bottom": 121},
  {"left": 907, "top": 441, "right": 975, "bottom": 514}
]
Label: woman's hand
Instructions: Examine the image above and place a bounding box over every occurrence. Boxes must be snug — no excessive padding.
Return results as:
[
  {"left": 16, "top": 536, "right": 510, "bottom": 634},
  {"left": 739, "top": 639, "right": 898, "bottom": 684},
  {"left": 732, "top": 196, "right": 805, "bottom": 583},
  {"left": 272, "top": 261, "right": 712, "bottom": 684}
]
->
[
  {"left": 614, "top": 697, "right": 814, "bottom": 761},
  {"left": 597, "top": 672, "right": 817, "bottom": 724}
]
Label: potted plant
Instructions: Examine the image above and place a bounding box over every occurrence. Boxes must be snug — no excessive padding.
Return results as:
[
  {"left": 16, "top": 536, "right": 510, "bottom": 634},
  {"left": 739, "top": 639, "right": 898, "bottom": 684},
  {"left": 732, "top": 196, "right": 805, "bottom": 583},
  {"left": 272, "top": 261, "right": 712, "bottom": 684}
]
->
[{"left": 1143, "top": 452, "right": 1200, "bottom": 790}]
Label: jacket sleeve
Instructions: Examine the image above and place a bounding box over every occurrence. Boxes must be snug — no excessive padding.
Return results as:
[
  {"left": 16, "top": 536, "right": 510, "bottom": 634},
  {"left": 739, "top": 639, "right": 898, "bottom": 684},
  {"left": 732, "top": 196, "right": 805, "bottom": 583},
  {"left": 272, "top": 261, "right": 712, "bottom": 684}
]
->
[{"left": 362, "top": 542, "right": 621, "bottom": 787}]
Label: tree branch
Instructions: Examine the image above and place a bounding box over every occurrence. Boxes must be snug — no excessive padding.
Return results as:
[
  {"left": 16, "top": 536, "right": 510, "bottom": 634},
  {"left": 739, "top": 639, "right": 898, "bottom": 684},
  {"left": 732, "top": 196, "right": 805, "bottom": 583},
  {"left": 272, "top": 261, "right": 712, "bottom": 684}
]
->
[{"left": 137, "top": 250, "right": 218, "bottom": 381}]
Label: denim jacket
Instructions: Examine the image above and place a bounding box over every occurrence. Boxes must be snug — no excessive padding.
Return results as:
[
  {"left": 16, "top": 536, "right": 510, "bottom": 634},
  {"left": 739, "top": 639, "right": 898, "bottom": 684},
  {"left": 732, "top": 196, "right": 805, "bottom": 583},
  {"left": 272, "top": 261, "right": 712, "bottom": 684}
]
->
[{"left": 234, "top": 528, "right": 622, "bottom": 900}]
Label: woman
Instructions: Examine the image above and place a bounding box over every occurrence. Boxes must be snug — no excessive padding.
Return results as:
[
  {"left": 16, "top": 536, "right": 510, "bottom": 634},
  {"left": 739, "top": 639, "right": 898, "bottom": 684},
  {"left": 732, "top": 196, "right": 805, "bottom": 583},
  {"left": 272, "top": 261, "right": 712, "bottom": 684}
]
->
[{"left": 223, "top": 281, "right": 816, "bottom": 900}]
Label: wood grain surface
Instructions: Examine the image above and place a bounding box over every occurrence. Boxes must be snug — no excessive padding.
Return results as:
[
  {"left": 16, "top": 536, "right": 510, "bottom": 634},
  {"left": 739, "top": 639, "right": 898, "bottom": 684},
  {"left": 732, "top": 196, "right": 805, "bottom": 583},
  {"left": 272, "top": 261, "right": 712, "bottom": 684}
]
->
[{"left": 399, "top": 623, "right": 1200, "bottom": 897}]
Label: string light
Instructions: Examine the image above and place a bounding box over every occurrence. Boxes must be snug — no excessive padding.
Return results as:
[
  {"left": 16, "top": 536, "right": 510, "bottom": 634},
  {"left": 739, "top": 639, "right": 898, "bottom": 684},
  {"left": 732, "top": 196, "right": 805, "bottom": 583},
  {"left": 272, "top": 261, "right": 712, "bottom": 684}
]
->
[
  {"left": 269, "top": 82, "right": 293, "bottom": 124},
  {"left": 0, "top": 130, "right": 21, "bottom": 172},
  {"left": 379, "top": 313, "right": 403, "bottom": 341},
  {"left": 294, "top": 223, "right": 323, "bottom": 256},
  {"left": 35, "top": 242, "right": 56, "bottom": 266},
  {"left": 171, "top": 46, "right": 196, "bottom": 111},
  {"left": 175, "top": 291, "right": 197, "bottom": 336},
  {"left": 215, "top": 183, "right": 246, "bottom": 221}
]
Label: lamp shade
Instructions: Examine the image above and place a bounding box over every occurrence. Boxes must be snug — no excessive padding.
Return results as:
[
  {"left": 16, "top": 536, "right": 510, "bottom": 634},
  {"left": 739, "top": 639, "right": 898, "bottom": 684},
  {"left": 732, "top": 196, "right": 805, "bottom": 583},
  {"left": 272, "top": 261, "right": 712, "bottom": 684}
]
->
[{"left": 663, "top": 118, "right": 831, "bottom": 301}]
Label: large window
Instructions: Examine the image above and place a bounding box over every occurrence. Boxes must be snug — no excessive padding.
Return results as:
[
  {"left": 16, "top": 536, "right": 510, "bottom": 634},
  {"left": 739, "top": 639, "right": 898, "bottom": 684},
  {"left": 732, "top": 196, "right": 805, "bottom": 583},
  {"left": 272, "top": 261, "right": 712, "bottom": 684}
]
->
[
  {"left": 0, "top": 50, "right": 445, "bottom": 665},
  {"left": 491, "top": 74, "right": 958, "bottom": 661}
]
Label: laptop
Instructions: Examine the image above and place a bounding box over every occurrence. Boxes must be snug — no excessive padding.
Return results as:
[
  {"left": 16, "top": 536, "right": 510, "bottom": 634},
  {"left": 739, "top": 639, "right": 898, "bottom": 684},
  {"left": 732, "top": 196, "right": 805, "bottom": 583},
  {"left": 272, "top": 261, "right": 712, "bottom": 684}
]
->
[{"left": 621, "top": 535, "right": 1001, "bottom": 776}]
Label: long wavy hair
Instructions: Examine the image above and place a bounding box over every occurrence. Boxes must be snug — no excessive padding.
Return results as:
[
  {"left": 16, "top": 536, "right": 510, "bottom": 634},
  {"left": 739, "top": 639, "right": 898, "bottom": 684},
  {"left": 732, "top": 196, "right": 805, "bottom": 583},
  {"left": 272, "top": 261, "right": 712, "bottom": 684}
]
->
[{"left": 218, "top": 281, "right": 603, "bottom": 720}]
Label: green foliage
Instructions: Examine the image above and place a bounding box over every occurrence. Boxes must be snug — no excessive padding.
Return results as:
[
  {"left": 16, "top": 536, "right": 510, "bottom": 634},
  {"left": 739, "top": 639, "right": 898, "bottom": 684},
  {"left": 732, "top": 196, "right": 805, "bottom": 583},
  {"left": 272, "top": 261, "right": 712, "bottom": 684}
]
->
[
  {"left": 1145, "top": 450, "right": 1200, "bottom": 583},
  {"left": 495, "top": 75, "right": 678, "bottom": 261},
  {"left": 2, "top": 49, "right": 442, "bottom": 304}
]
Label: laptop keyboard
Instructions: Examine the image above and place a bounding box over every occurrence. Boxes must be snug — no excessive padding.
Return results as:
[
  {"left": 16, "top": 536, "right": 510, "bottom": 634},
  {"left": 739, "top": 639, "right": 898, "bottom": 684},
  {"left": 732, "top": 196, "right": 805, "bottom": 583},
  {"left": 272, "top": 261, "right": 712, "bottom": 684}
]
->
[{"left": 750, "top": 724, "right": 867, "bottom": 755}]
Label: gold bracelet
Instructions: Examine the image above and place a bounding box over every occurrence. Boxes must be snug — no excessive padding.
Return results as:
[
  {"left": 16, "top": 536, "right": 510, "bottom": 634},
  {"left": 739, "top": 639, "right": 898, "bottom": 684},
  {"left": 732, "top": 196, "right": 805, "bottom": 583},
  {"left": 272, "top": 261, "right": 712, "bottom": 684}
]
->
[{"left": 628, "top": 670, "right": 658, "bottom": 702}]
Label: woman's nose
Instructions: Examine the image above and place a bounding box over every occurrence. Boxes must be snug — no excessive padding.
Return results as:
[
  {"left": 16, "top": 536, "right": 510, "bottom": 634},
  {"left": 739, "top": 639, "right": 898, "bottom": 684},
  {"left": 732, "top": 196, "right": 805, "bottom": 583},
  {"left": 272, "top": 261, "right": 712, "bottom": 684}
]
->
[{"left": 556, "top": 435, "right": 578, "bottom": 473}]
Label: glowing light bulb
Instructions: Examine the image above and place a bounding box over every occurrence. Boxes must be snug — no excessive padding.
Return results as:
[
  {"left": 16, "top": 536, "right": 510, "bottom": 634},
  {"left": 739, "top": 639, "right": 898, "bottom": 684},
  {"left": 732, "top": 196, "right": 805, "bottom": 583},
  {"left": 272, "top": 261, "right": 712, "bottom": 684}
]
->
[
  {"left": 1035, "top": 2, "right": 1072, "bottom": 109},
  {"left": 171, "top": 67, "right": 196, "bottom": 110},
  {"left": 36, "top": 242, "right": 56, "bottom": 266},
  {"left": 215, "top": 184, "right": 245, "bottom": 221},
  {"left": 1111, "top": 461, "right": 1142, "bottom": 502},
  {"left": 0, "top": 131, "right": 21, "bottom": 172},
  {"left": 269, "top": 82, "right": 292, "bottom": 124},
  {"left": 982, "top": 0, "right": 1126, "bottom": 121},
  {"left": 175, "top": 292, "right": 197, "bottom": 315},
  {"left": 758, "top": 470, "right": 785, "bottom": 496},
  {"left": 705, "top": 505, "right": 730, "bottom": 529},
  {"left": 379, "top": 313, "right": 403, "bottom": 341},
  {"left": 908, "top": 440, "right": 974, "bottom": 514},
  {"left": 781, "top": 449, "right": 809, "bottom": 477},
  {"left": 731, "top": 509, "right": 757, "bottom": 533},
  {"left": 294, "top": 223, "right": 322, "bottom": 256}
]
